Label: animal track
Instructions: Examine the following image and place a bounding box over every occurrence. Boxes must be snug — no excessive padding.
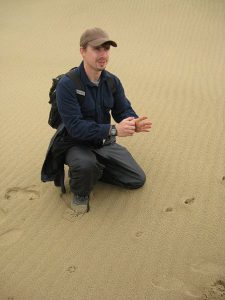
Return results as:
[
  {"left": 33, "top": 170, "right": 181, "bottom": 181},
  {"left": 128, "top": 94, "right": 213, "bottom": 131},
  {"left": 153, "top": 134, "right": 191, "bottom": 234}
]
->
[
  {"left": 184, "top": 197, "right": 195, "bottom": 205},
  {"left": 222, "top": 176, "right": 225, "bottom": 185},
  {"left": 135, "top": 231, "right": 143, "bottom": 237},
  {"left": 202, "top": 280, "right": 225, "bottom": 299},
  {"left": 165, "top": 207, "right": 173, "bottom": 212},
  {"left": 0, "top": 227, "right": 23, "bottom": 247},
  {"left": 66, "top": 265, "right": 77, "bottom": 273},
  {"left": 5, "top": 185, "right": 40, "bottom": 201}
]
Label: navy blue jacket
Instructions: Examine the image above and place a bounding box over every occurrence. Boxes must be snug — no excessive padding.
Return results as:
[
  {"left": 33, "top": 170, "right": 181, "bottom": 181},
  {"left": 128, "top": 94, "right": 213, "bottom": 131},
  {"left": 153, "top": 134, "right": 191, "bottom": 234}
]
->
[
  {"left": 41, "top": 62, "right": 138, "bottom": 186},
  {"left": 56, "top": 61, "right": 138, "bottom": 146}
]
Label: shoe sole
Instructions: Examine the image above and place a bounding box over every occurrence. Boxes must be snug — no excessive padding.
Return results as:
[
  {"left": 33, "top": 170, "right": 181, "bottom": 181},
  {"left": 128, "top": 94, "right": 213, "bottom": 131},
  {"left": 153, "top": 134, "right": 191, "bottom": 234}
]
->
[{"left": 71, "top": 203, "right": 89, "bottom": 215}]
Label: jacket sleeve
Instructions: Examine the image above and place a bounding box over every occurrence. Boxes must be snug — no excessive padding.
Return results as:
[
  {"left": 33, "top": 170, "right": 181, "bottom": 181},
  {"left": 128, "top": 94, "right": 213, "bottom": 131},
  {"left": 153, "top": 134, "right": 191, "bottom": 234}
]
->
[
  {"left": 56, "top": 76, "right": 110, "bottom": 141},
  {"left": 111, "top": 76, "right": 138, "bottom": 123}
]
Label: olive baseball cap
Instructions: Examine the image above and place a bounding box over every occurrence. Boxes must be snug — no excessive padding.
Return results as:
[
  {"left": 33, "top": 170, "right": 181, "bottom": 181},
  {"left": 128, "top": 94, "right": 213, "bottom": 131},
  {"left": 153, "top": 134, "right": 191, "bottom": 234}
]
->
[{"left": 80, "top": 27, "right": 117, "bottom": 48}]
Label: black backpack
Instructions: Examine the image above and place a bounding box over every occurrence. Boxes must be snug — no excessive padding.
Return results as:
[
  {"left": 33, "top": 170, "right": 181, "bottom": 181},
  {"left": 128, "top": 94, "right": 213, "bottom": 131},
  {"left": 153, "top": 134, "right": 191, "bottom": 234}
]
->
[{"left": 48, "top": 67, "right": 116, "bottom": 129}]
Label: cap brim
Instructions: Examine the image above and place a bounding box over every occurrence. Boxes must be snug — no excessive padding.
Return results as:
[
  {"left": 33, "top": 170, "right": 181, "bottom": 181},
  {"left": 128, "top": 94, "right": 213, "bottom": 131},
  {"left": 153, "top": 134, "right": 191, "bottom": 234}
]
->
[{"left": 88, "top": 38, "right": 117, "bottom": 47}]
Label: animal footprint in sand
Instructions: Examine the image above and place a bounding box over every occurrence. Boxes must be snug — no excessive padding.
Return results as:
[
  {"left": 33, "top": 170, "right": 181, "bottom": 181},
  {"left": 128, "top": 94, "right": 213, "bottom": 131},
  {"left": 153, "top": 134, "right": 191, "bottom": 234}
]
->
[
  {"left": 135, "top": 231, "right": 144, "bottom": 237},
  {"left": 184, "top": 197, "right": 195, "bottom": 205},
  {"left": 202, "top": 280, "right": 225, "bottom": 300},
  {"left": 165, "top": 207, "right": 173, "bottom": 212},
  {"left": 66, "top": 265, "right": 77, "bottom": 273},
  {"left": 5, "top": 185, "right": 40, "bottom": 201}
]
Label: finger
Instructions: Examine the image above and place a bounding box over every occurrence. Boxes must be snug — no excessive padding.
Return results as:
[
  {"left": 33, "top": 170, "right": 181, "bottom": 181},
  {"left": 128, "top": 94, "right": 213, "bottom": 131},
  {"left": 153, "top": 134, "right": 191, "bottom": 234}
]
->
[
  {"left": 143, "top": 121, "right": 152, "bottom": 125},
  {"left": 140, "top": 120, "right": 152, "bottom": 125},
  {"left": 125, "top": 125, "right": 135, "bottom": 130},
  {"left": 129, "top": 120, "right": 136, "bottom": 126},
  {"left": 125, "top": 120, "right": 135, "bottom": 126},
  {"left": 125, "top": 117, "right": 135, "bottom": 121},
  {"left": 136, "top": 116, "right": 148, "bottom": 121},
  {"left": 135, "top": 116, "right": 148, "bottom": 123},
  {"left": 139, "top": 123, "right": 152, "bottom": 129},
  {"left": 135, "top": 121, "right": 151, "bottom": 128},
  {"left": 143, "top": 124, "right": 152, "bottom": 128},
  {"left": 136, "top": 122, "right": 151, "bottom": 128},
  {"left": 129, "top": 125, "right": 136, "bottom": 129}
]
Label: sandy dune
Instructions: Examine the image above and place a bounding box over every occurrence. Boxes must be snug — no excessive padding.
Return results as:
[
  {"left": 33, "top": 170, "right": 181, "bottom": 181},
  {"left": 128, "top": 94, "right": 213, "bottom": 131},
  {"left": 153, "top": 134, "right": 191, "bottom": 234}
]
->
[{"left": 1, "top": 1, "right": 225, "bottom": 299}]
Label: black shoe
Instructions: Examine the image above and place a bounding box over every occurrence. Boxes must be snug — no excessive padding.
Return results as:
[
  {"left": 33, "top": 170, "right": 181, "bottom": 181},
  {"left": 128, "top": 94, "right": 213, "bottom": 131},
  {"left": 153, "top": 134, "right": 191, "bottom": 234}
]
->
[{"left": 71, "top": 194, "right": 90, "bottom": 215}]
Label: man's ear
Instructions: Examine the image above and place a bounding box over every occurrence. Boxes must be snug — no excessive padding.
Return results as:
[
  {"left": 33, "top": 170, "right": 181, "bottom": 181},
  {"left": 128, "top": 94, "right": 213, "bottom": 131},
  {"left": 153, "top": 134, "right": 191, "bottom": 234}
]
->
[{"left": 80, "top": 47, "right": 87, "bottom": 58}]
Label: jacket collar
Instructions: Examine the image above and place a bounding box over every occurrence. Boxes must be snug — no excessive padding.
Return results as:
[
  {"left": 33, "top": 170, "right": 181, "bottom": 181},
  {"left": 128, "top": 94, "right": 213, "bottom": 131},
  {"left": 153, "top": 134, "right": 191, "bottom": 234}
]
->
[{"left": 78, "top": 61, "right": 108, "bottom": 87}]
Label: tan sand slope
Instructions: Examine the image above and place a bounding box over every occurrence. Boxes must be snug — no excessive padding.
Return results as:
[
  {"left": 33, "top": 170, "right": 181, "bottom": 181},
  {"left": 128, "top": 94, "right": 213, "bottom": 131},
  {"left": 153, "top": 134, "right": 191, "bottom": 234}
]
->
[{"left": 0, "top": 1, "right": 225, "bottom": 299}]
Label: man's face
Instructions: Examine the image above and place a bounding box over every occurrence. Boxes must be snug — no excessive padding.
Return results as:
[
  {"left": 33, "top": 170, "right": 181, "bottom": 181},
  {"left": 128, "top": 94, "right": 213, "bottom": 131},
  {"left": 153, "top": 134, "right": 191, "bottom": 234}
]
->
[{"left": 80, "top": 43, "right": 110, "bottom": 72}]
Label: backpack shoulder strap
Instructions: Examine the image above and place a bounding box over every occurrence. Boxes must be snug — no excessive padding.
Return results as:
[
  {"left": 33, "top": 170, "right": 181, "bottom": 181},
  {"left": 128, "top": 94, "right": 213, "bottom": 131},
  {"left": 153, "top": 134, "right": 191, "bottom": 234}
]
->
[
  {"left": 66, "top": 69, "right": 118, "bottom": 103},
  {"left": 106, "top": 76, "right": 117, "bottom": 95},
  {"left": 66, "top": 68, "right": 85, "bottom": 104}
]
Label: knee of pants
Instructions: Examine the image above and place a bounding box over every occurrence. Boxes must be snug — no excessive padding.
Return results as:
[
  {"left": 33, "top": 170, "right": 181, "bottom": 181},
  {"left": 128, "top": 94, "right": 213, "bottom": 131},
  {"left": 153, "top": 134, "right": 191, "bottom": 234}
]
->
[
  {"left": 69, "top": 158, "right": 102, "bottom": 177},
  {"left": 130, "top": 171, "right": 146, "bottom": 189}
]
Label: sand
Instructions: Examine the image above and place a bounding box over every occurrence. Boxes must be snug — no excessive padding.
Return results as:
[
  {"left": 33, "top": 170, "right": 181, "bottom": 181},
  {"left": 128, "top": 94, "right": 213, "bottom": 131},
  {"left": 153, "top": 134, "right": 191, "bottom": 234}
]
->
[{"left": 0, "top": 1, "right": 225, "bottom": 299}]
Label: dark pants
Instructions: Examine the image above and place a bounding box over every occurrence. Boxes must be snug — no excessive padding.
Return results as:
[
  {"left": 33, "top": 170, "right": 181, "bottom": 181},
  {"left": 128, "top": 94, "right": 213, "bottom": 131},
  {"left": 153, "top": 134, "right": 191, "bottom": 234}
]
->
[{"left": 65, "top": 142, "right": 146, "bottom": 196}]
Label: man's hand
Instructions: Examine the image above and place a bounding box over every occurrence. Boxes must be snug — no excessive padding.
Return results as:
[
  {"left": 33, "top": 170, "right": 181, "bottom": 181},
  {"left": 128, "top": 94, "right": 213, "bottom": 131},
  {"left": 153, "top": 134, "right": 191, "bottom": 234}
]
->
[
  {"left": 115, "top": 117, "right": 136, "bottom": 137},
  {"left": 134, "top": 116, "right": 152, "bottom": 133}
]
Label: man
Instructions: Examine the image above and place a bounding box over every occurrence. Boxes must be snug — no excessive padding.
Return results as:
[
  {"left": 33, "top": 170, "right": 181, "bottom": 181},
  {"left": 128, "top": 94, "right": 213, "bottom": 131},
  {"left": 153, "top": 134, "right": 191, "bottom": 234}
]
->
[{"left": 42, "top": 27, "right": 152, "bottom": 215}]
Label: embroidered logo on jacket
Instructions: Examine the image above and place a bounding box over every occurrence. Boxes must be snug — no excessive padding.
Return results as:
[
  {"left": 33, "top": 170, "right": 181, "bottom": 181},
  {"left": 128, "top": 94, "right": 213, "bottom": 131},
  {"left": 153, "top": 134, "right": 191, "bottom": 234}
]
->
[{"left": 76, "top": 89, "right": 85, "bottom": 96}]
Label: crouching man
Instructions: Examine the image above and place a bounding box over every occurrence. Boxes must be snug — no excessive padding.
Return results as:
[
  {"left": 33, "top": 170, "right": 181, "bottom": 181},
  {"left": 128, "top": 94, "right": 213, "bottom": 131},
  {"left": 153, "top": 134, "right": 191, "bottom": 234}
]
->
[{"left": 41, "top": 27, "right": 152, "bottom": 216}]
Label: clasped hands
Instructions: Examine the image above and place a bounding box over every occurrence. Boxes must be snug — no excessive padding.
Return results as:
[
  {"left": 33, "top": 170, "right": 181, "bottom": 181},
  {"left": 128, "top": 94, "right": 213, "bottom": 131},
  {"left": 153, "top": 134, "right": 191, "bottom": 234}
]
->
[{"left": 115, "top": 116, "right": 152, "bottom": 137}]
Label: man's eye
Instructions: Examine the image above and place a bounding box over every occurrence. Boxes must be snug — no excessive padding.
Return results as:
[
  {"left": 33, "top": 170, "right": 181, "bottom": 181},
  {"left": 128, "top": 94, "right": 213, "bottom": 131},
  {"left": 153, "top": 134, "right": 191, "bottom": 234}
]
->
[{"left": 94, "top": 46, "right": 110, "bottom": 51}]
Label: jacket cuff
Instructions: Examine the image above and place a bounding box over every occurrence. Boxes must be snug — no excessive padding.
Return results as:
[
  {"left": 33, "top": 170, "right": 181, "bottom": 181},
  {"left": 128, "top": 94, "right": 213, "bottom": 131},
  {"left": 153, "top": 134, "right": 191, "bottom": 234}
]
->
[{"left": 101, "top": 124, "right": 111, "bottom": 139}]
